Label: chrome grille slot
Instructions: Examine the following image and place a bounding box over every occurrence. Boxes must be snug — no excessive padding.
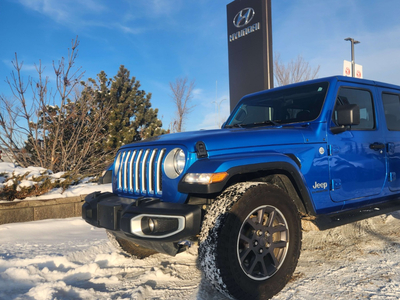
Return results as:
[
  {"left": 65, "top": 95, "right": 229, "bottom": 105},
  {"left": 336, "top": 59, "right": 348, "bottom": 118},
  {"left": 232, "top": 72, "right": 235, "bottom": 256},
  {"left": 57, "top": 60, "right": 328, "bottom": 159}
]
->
[
  {"left": 141, "top": 149, "right": 150, "bottom": 193},
  {"left": 128, "top": 150, "right": 136, "bottom": 193},
  {"left": 135, "top": 150, "right": 143, "bottom": 193},
  {"left": 118, "top": 152, "right": 126, "bottom": 191},
  {"left": 156, "top": 149, "right": 165, "bottom": 195},
  {"left": 123, "top": 151, "right": 131, "bottom": 191},
  {"left": 116, "top": 148, "right": 166, "bottom": 196},
  {"left": 148, "top": 149, "right": 158, "bottom": 194}
]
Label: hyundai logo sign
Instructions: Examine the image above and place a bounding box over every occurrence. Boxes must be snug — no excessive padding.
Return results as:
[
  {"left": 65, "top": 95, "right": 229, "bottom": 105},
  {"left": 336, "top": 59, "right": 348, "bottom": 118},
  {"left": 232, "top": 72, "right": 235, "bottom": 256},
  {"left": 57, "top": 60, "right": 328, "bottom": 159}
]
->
[
  {"left": 233, "top": 7, "right": 255, "bottom": 28},
  {"left": 230, "top": 7, "right": 260, "bottom": 43}
]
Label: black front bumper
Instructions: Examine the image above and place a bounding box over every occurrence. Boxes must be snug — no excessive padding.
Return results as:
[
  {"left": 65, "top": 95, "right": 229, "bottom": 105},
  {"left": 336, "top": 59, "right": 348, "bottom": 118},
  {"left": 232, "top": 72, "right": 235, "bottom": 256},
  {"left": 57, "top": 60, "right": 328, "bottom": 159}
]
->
[{"left": 82, "top": 192, "right": 202, "bottom": 256}]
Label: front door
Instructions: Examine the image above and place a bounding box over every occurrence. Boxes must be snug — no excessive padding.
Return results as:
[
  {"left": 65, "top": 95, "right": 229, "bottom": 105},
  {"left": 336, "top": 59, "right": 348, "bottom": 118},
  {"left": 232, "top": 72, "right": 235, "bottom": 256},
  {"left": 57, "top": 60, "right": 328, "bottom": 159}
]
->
[{"left": 328, "top": 85, "right": 386, "bottom": 202}]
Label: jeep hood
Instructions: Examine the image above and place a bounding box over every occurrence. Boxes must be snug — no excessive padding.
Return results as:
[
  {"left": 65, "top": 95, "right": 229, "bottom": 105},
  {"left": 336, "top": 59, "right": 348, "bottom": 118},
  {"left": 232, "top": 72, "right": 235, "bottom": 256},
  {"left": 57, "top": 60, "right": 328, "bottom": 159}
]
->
[{"left": 120, "top": 124, "right": 324, "bottom": 153}]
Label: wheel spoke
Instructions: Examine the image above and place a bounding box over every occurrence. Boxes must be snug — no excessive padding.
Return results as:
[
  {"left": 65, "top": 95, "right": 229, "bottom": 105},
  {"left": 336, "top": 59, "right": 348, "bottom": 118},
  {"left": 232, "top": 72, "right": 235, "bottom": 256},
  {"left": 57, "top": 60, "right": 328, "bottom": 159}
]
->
[
  {"left": 257, "top": 208, "right": 264, "bottom": 224},
  {"left": 272, "top": 240, "right": 287, "bottom": 249},
  {"left": 266, "top": 209, "right": 275, "bottom": 227},
  {"left": 239, "top": 247, "right": 252, "bottom": 263},
  {"left": 261, "top": 254, "right": 275, "bottom": 276},
  {"left": 248, "top": 256, "right": 261, "bottom": 275},
  {"left": 267, "top": 247, "right": 279, "bottom": 267},
  {"left": 268, "top": 224, "right": 287, "bottom": 234},
  {"left": 239, "top": 233, "right": 252, "bottom": 244},
  {"left": 246, "top": 218, "right": 258, "bottom": 229}
]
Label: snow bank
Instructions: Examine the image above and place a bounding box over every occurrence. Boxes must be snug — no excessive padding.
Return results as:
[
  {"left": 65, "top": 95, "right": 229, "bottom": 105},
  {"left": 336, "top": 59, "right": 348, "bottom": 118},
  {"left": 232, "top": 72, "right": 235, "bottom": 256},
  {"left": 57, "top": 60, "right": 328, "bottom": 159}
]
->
[{"left": 0, "top": 162, "right": 111, "bottom": 202}]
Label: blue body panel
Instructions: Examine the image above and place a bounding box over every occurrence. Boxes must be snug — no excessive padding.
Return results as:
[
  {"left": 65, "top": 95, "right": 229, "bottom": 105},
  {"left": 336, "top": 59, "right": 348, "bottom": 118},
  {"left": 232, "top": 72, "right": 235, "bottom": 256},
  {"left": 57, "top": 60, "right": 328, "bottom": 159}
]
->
[{"left": 113, "top": 76, "right": 400, "bottom": 216}]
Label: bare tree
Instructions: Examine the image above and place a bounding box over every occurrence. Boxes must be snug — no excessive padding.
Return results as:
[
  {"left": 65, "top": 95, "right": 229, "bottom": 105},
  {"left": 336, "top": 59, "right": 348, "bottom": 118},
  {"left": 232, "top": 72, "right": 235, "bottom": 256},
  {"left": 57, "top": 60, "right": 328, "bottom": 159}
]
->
[
  {"left": 274, "top": 53, "right": 320, "bottom": 87},
  {"left": 0, "top": 37, "right": 112, "bottom": 176},
  {"left": 169, "top": 77, "right": 195, "bottom": 132}
]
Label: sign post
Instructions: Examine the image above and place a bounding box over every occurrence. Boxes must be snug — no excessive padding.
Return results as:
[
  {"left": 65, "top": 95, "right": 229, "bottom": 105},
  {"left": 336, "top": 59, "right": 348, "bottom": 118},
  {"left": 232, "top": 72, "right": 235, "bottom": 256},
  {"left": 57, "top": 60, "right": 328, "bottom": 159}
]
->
[{"left": 227, "top": 0, "right": 273, "bottom": 111}]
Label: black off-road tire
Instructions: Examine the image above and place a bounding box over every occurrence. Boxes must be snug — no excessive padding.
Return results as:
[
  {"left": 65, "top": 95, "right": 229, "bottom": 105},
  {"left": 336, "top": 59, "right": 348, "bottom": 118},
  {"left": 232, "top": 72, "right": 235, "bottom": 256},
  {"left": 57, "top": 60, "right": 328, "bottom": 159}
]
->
[
  {"left": 106, "top": 230, "right": 158, "bottom": 259},
  {"left": 199, "top": 182, "right": 302, "bottom": 300}
]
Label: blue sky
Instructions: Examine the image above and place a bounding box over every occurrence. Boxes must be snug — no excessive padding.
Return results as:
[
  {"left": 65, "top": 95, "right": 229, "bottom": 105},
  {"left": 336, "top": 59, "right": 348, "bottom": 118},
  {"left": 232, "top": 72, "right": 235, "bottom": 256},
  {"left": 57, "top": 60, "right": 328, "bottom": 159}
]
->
[{"left": 1, "top": 0, "right": 400, "bottom": 132}]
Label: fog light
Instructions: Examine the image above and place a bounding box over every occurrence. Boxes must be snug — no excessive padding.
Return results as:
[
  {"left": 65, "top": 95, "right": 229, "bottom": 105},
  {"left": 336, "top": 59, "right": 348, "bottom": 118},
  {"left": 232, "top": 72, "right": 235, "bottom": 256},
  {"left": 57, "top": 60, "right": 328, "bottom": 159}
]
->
[
  {"left": 132, "top": 215, "right": 185, "bottom": 238},
  {"left": 148, "top": 218, "right": 155, "bottom": 233}
]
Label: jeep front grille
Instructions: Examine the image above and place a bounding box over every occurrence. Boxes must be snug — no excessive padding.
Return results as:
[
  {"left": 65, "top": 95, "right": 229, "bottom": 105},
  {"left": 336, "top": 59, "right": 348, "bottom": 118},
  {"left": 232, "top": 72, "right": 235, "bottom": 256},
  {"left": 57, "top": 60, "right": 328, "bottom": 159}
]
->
[{"left": 115, "top": 148, "right": 166, "bottom": 196}]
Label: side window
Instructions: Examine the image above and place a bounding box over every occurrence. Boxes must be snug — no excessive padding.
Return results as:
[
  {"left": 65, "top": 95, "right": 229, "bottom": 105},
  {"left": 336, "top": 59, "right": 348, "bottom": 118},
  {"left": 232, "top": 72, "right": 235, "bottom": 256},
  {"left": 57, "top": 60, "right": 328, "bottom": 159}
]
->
[
  {"left": 382, "top": 93, "right": 400, "bottom": 131},
  {"left": 333, "top": 87, "right": 375, "bottom": 130}
]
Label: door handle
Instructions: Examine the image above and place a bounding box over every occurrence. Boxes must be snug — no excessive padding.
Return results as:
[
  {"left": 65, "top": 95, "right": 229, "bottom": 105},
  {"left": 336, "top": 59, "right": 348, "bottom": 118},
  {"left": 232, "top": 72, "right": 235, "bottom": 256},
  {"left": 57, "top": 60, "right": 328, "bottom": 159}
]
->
[{"left": 369, "top": 142, "right": 385, "bottom": 150}]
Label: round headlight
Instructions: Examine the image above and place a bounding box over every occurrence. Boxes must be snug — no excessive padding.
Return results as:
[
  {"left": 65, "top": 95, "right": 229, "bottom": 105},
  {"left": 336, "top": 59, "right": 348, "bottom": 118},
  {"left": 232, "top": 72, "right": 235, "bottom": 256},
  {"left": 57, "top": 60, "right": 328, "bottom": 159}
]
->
[
  {"left": 164, "top": 148, "right": 186, "bottom": 179},
  {"left": 174, "top": 149, "right": 185, "bottom": 175}
]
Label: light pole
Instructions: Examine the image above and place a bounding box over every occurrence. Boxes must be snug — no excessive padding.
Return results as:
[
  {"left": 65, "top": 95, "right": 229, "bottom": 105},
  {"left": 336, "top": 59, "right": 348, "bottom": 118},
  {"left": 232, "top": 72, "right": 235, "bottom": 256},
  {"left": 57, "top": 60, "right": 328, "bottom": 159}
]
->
[
  {"left": 212, "top": 99, "right": 226, "bottom": 128},
  {"left": 344, "top": 37, "right": 360, "bottom": 77}
]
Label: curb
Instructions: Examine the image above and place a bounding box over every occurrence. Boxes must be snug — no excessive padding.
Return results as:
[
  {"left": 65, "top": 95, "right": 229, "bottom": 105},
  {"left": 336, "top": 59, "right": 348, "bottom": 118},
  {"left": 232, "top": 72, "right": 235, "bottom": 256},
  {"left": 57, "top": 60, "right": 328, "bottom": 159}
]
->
[{"left": 0, "top": 195, "right": 87, "bottom": 225}]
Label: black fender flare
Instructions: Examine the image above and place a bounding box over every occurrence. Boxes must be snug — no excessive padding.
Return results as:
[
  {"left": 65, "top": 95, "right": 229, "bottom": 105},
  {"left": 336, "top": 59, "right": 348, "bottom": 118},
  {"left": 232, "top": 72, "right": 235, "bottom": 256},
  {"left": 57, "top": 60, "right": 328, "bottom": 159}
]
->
[{"left": 178, "top": 159, "right": 316, "bottom": 217}]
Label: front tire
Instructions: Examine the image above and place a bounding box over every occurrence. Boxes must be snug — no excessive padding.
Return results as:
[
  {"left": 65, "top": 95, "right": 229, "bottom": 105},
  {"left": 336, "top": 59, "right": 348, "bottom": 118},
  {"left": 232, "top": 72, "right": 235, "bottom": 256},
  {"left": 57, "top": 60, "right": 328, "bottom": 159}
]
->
[{"left": 199, "top": 182, "right": 302, "bottom": 300}]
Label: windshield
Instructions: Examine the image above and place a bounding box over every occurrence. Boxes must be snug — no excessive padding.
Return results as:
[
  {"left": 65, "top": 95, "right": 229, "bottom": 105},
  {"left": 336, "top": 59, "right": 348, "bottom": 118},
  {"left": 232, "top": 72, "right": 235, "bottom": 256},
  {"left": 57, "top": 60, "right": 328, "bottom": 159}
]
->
[{"left": 225, "top": 82, "right": 329, "bottom": 128}]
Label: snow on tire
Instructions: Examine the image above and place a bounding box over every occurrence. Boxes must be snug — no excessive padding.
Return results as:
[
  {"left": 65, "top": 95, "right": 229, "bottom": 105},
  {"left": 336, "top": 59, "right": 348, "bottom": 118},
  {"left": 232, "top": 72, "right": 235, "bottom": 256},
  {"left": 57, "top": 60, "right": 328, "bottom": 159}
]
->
[{"left": 198, "top": 182, "right": 302, "bottom": 300}]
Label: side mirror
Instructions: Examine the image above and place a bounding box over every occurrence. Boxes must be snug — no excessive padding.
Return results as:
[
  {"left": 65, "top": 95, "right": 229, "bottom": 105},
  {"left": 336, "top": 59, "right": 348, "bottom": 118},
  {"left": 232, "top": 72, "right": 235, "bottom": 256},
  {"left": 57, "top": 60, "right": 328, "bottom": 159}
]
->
[
  {"left": 331, "top": 104, "right": 360, "bottom": 134},
  {"left": 337, "top": 104, "right": 360, "bottom": 126}
]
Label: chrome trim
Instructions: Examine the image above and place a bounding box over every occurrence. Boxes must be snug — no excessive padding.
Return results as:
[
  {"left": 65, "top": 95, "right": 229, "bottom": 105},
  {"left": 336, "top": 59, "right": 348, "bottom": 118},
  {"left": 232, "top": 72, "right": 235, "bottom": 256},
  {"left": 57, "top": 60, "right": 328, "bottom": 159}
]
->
[
  {"left": 156, "top": 149, "right": 166, "bottom": 195},
  {"left": 128, "top": 150, "right": 136, "bottom": 193},
  {"left": 148, "top": 149, "right": 157, "bottom": 194},
  {"left": 116, "top": 148, "right": 166, "bottom": 196},
  {"left": 135, "top": 150, "right": 143, "bottom": 193},
  {"left": 118, "top": 151, "right": 126, "bottom": 190},
  {"left": 123, "top": 151, "right": 131, "bottom": 191},
  {"left": 130, "top": 214, "right": 185, "bottom": 239},
  {"left": 141, "top": 149, "right": 150, "bottom": 193}
]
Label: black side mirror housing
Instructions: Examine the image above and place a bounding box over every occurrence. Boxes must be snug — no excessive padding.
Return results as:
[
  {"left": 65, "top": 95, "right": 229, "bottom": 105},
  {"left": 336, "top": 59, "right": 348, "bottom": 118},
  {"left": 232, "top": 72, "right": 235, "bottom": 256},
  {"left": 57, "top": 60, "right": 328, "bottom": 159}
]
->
[
  {"left": 331, "top": 104, "right": 360, "bottom": 134},
  {"left": 337, "top": 104, "right": 360, "bottom": 126}
]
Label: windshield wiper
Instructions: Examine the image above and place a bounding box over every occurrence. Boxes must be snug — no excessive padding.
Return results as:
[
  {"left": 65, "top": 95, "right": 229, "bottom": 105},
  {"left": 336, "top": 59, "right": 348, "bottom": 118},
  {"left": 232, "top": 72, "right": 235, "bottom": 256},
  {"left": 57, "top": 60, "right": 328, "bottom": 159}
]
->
[
  {"left": 225, "top": 123, "right": 243, "bottom": 128},
  {"left": 249, "top": 120, "right": 281, "bottom": 127},
  {"left": 226, "top": 120, "right": 282, "bottom": 128}
]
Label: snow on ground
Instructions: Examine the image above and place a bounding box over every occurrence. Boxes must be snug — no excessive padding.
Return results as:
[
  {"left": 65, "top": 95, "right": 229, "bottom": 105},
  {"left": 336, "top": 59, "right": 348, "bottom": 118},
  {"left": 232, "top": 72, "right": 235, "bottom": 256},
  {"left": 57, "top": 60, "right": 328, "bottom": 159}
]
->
[
  {"left": 0, "top": 218, "right": 221, "bottom": 300},
  {"left": 0, "top": 213, "right": 399, "bottom": 300},
  {"left": 1, "top": 164, "right": 400, "bottom": 299}
]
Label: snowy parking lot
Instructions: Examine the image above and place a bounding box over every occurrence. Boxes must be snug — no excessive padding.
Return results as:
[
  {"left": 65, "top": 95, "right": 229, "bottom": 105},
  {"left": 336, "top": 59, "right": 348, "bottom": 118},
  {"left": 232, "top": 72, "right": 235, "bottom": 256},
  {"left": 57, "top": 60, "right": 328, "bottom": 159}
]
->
[{"left": 1, "top": 212, "right": 399, "bottom": 300}]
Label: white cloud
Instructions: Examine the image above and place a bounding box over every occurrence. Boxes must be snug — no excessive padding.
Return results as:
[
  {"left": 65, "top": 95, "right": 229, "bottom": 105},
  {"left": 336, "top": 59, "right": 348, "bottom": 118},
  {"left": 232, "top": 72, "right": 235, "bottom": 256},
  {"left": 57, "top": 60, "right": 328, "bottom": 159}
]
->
[
  {"left": 142, "top": 0, "right": 184, "bottom": 17},
  {"left": 16, "top": 0, "right": 148, "bottom": 35},
  {"left": 2, "top": 58, "right": 48, "bottom": 75},
  {"left": 192, "top": 88, "right": 203, "bottom": 98},
  {"left": 18, "top": 0, "right": 106, "bottom": 23},
  {"left": 196, "top": 97, "right": 230, "bottom": 130},
  {"left": 115, "top": 24, "right": 145, "bottom": 35}
]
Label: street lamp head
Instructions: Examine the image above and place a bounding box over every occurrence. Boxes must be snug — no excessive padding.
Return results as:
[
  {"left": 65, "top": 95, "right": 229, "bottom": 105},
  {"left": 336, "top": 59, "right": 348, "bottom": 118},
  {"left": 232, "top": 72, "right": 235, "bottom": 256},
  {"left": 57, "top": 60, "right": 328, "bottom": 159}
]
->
[{"left": 344, "top": 37, "right": 360, "bottom": 44}]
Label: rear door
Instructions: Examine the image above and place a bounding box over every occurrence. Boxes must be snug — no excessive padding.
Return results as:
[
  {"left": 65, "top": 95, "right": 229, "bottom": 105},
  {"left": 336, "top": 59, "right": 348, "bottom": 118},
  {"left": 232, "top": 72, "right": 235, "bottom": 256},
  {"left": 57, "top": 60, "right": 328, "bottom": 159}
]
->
[
  {"left": 381, "top": 92, "right": 400, "bottom": 192},
  {"left": 328, "top": 84, "right": 386, "bottom": 202}
]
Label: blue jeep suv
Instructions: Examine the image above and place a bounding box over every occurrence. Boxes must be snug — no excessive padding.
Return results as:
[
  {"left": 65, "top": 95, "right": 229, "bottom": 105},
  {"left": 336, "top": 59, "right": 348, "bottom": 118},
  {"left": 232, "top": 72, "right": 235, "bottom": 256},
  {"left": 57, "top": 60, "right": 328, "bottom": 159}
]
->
[{"left": 83, "top": 76, "right": 400, "bottom": 300}]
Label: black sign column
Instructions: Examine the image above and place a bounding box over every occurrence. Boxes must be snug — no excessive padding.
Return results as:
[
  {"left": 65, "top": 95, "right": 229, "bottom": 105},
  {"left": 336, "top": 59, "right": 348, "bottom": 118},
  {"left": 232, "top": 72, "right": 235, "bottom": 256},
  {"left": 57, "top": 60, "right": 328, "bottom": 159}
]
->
[{"left": 227, "top": 0, "right": 273, "bottom": 111}]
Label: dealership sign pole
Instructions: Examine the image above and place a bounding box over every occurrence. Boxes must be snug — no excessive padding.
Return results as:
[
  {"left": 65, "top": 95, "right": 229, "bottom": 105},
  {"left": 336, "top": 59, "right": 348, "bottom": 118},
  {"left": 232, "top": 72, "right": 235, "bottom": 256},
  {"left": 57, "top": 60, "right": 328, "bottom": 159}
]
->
[
  {"left": 227, "top": 0, "right": 273, "bottom": 111},
  {"left": 343, "top": 60, "right": 363, "bottom": 78}
]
